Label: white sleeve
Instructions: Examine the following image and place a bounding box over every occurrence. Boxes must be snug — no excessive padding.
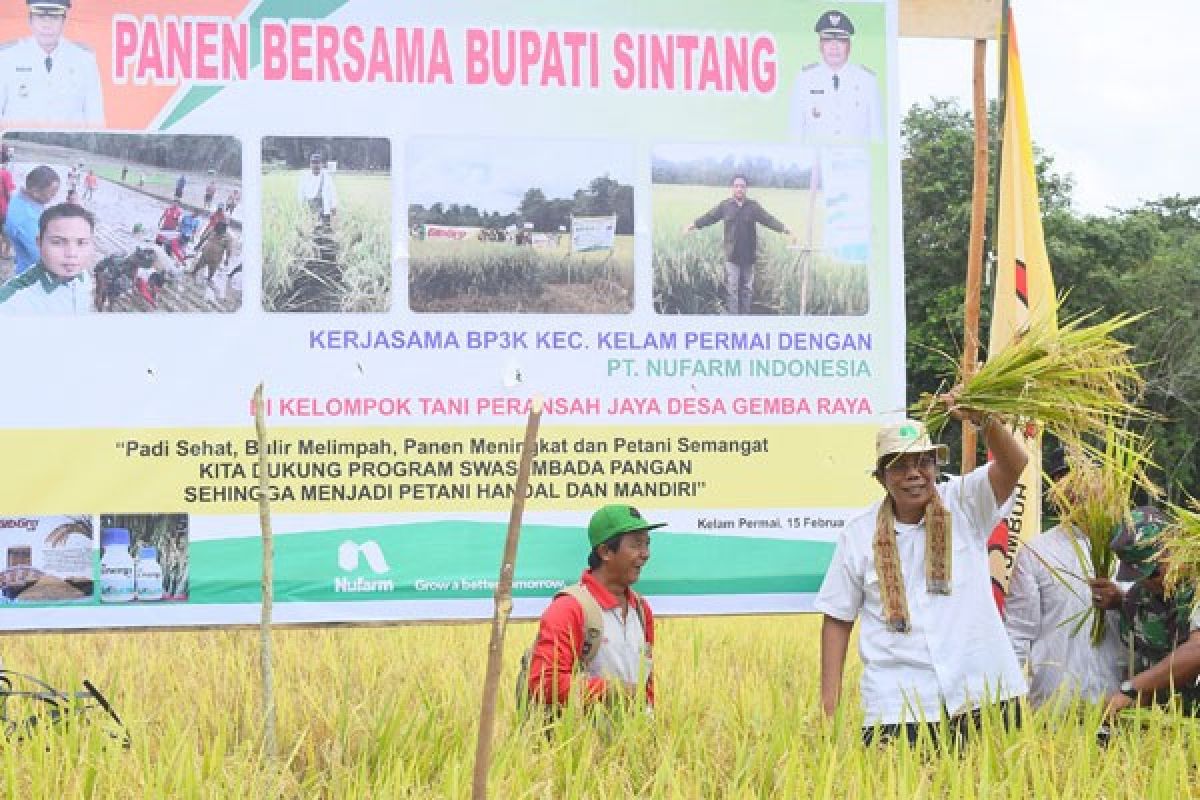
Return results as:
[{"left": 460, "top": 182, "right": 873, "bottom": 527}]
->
[
  {"left": 868, "top": 72, "right": 883, "bottom": 141},
  {"left": 948, "top": 464, "right": 1007, "bottom": 543},
  {"left": 1004, "top": 542, "right": 1042, "bottom": 669},
  {"left": 325, "top": 173, "right": 338, "bottom": 213},
  {"left": 790, "top": 73, "right": 810, "bottom": 142},
  {"left": 814, "top": 532, "right": 862, "bottom": 622},
  {"left": 83, "top": 50, "right": 104, "bottom": 126}
]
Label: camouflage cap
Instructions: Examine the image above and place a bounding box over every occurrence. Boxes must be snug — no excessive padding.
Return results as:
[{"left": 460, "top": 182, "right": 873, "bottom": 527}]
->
[{"left": 1111, "top": 506, "right": 1168, "bottom": 581}]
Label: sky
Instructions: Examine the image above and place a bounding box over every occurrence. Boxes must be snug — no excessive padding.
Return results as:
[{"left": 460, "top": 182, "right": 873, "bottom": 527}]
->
[
  {"left": 407, "top": 139, "right": 634, "bottom": 213},
  {"left": 897, "top": 0, "right": 1199, "bottom": 215}
]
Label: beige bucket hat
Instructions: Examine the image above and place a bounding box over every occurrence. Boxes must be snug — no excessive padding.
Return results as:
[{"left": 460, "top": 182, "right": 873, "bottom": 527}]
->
[{"left": 874, "top": 420, "right": 949, "bottom": 470}]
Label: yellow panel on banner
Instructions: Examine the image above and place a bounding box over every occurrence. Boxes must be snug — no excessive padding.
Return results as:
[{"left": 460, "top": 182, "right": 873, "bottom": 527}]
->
[{"left": 0, "top": 426, "right": 877, "bottom": 515}]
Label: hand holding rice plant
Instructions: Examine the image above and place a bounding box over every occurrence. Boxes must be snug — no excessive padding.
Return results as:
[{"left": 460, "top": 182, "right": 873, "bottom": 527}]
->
[
  {"left": 1053, "top": 428, "right": 1158, "bottom": 645},
  {"left": 911, "top": 304, "right": 1150, "bottom": 443}
]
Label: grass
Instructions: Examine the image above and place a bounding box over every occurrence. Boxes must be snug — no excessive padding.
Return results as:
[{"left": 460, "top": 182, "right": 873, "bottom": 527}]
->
[
  {"left": 408, "top": 235, "right": 634, "bottom": 314},
  {"left": 653, "top": 184, "right": 869, "bottom": 316},
  {"left": 1, "top": 616, "right": 1198, "bottom": 797},
  {"left": 261, "top": 170, "right": 391, "bottom": 312}
]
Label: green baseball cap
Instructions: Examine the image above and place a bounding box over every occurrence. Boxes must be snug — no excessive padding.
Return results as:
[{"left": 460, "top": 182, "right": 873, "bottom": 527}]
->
[{"left": 587, "top": 504, "right": 666, "bottom": 548}]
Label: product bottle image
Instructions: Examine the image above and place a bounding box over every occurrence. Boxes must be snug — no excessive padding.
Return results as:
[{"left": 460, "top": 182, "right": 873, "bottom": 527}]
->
[
  {"left": 135, "top": 546, "right": 164, "bottom": 601},
  {"left": 99, "top": 528, "right": 136, "bottom": 603}
]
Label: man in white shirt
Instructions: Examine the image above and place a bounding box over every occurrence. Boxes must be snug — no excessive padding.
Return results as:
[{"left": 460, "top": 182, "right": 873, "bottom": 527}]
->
[
  {"left": 1004, "top": 448, "right": 1125, "bottom": 709},
  {"left": 817, "top": 408, "right": 1028, "bottom": 746},
  {"left": 296, "top": 152, "right": 338, "bottom": 227},
  {"left": 0, "top": 201, "right": 95, "bottom": 314},
  {"left": 790, "top": 10, "right": 882, "bottom": 143},
  {"left": 0, "top": 0, "right": 104, "bottom": 127}
]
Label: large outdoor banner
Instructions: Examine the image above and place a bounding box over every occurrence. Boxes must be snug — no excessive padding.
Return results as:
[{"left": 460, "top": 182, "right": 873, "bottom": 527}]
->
[{"left": 0, "top": 1, "right": 904, "bottom": 630}]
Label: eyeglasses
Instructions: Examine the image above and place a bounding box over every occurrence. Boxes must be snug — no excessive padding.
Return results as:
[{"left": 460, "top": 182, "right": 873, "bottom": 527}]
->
[{"left": 882, "top": 454, "right": 938, "bottom": 475}]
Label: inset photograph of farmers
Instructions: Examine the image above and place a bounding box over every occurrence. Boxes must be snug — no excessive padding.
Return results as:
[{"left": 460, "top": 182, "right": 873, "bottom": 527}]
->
[
  {"left": 407, "top": 138, "right": 634, "bottom": 313},
  {"left": 261, "top": 136, "right": 390, "bottom": 313},
  {"left": 0, "top": 515, "right": 93, "bottom": 604},
  {"left": 0, "top": 132, "right": 242, "bottom": 313},
  {"left": 653, "top": 143, "right": 869, "bottom": 316},
  {"left": 97, "top": 513, "right": 189, "bottom": 603}
]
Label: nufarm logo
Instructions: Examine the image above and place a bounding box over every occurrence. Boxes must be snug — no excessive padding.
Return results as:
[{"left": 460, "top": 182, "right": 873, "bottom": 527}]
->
[{"left": 334, "top": 540, "right": 396, "bottom": 593}]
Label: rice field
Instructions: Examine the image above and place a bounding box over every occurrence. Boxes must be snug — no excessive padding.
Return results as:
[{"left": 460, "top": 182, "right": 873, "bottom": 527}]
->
[
  {"left": 261, "top": 171, "right": 390, "bottom": 313},
  {"left": 2, "top": 616, "right": 1197, "bottom": 798},
  {"left": 408, "top": 236, "right": 634, "bottom": 314},
  {"left": 653, "top": 184, "right": 869, "bottom": 316}
]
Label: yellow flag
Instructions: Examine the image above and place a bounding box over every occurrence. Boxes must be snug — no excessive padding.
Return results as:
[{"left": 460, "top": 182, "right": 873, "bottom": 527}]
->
[{"left": 987, "top": 9, "right": 1058, "bottom": 608}]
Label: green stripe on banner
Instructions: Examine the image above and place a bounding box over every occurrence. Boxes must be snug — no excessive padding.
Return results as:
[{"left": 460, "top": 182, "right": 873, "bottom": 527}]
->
[
  {"left": 188, "top": 521, "right": 835, "bottom": 604},
  {"left": 159, "top": 0, "right": 352, "bottom": 130}
]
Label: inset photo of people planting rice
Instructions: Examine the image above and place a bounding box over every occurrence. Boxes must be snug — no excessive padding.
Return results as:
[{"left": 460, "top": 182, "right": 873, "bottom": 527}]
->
[
  {"left": 0, "top": 516, "right": 94, "bottom": 604},
  {"left": 0, "top": 132, "right": 242, "bottom": 313},
  {"left": 261, "top": 136, "right": 390, "bottom": 312},
  {"left": 96, "top": 514, "right": 189, "bottom": 603}
]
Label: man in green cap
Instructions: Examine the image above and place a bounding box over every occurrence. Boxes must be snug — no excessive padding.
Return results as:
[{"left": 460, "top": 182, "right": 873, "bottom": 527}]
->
[
  {"left": 524, "top": 504, "right": 664, "bottom": 710},
  {"left": 1089, "top": 507, "right": 1200, "bottom": 718}
]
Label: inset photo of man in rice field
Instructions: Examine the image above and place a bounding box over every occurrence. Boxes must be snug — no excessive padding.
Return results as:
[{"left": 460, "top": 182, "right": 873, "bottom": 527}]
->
[
  {"left": 407, "top": 137, "right": 634, "bottom": 314},
  {"left": 0, "top": 131, "right": 242, "bottom": 312},
  {"left": 261, "top": 136, "right": 390, "bottom": 313},
  {"left": 653, "top": 143, "right": 870, "bottom": 316}
]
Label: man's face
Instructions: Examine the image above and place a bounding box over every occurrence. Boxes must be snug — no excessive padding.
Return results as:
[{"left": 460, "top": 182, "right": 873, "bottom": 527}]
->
[
  {"left": 29, "top": 179, "right": 60, "bottom": 205},
  {"left": 820, "top": 36, "right": 851, "bottom": 70},
  {"left": 310, "top": 161, "right": 322, "bottom": 174},
  {"left": 601, "top": 530, "right": 651, "bottom": 586},
  {"left": 731, "top": 179, "right": 747, "bottom": 202},
  {"left": 877, "top": 451, "right": 938, "bottom": 520},
  {"left": 29, "top": 10, "right": 67, "bottom": 53},
  {"left": 38, "top": 215, "right": 95, "bottom": 280}
]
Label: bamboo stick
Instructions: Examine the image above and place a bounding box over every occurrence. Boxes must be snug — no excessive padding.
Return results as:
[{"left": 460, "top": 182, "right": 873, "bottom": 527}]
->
[
  {"left": 253, "top": 383, "right": 276, "bottom": 759},
  {"left": 961, "top": 38, "right": 989, "bottom": 472},
  {"left": 471, "top": 397, "right": 544, "bottom": 800}
]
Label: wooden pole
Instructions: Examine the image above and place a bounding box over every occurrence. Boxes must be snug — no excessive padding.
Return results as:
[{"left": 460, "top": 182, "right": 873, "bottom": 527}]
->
[
  {"left": 471, "top": 398, "right": 544, "bottom": 800},
  {"left": 961, "top": 39, "right": 989, "bottom": 472},
  {"left": 253, "top": 383, "right": 277, "bottom": 758}
]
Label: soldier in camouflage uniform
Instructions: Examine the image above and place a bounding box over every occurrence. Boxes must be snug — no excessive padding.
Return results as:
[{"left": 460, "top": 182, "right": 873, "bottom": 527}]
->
[{"left": 1088, "top": 507, "right": 1200, "bottom": 718}]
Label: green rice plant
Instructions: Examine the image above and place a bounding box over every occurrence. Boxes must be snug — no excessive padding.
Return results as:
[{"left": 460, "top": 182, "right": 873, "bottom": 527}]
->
[
  {"left": 912, "top": 303, "right": 1151, "bottom": 442},
  {"left": 261, "top": 170, "right": 390, "bottom": 312},
  {"left": 408, "top": 236, "right": 633, "bottom": 313}
]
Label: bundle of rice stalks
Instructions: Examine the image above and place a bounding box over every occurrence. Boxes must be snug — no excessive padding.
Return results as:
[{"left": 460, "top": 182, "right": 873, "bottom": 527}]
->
[
  {"left": 1161, "top": 500, "right": 1200, "bottom": 604},
  {"left": 911, "top": 305, "right": 1150, "bottom": 441},
  {"left": 1053, "top": 428, "right": 1158, "bottom": 645}
]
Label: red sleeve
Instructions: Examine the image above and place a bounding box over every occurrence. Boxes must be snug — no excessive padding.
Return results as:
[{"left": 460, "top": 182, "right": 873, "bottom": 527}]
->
[
  {"left": 638, "top": 594, "right": 655, "bottom": 707},
  {"left": 527, "top": 594, "right": 609, "bottom": 704}
]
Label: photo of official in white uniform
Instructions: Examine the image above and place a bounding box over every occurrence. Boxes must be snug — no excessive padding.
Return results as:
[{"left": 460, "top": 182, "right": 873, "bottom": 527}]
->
[
  {"left": 790, "top": 10, "right": 881, "bottom": 143},
  {"left": 0, "top": 0, "right": 104, "bottom": 127}
]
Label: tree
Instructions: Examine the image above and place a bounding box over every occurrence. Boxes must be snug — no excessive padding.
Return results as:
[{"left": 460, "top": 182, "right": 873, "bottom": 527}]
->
[{"left": 903, "top": 99, "right": 1200, "bottom": 497}]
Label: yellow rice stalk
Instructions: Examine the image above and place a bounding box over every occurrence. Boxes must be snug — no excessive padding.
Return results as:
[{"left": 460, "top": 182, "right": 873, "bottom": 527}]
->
[
  {"left": 912, "top": 305, "right": 1150, "bottom": 442},
  {"left": 1052, "top": 427, "right": 1158, "bottom": 644},
  {"left": 1161, "top": 500, "right": 1200, "bottom": 603}
]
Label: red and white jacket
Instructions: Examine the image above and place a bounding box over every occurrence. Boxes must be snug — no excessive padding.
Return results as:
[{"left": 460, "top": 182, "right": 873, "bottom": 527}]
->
[{"left": 527, "top": 570, "right": 656, "bottom": 706}]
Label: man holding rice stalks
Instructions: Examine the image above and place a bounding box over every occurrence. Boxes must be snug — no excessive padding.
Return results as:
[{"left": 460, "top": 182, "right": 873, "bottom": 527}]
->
[
  {"left": 1090, "top": 509, "right": 1200, "bottom": 719},
  {"left": 1004, "top": 447, "right": 1126, "bottom": 709},
  {"left": 817, "top": 404, "right": 1028, "bottom": 746}
]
